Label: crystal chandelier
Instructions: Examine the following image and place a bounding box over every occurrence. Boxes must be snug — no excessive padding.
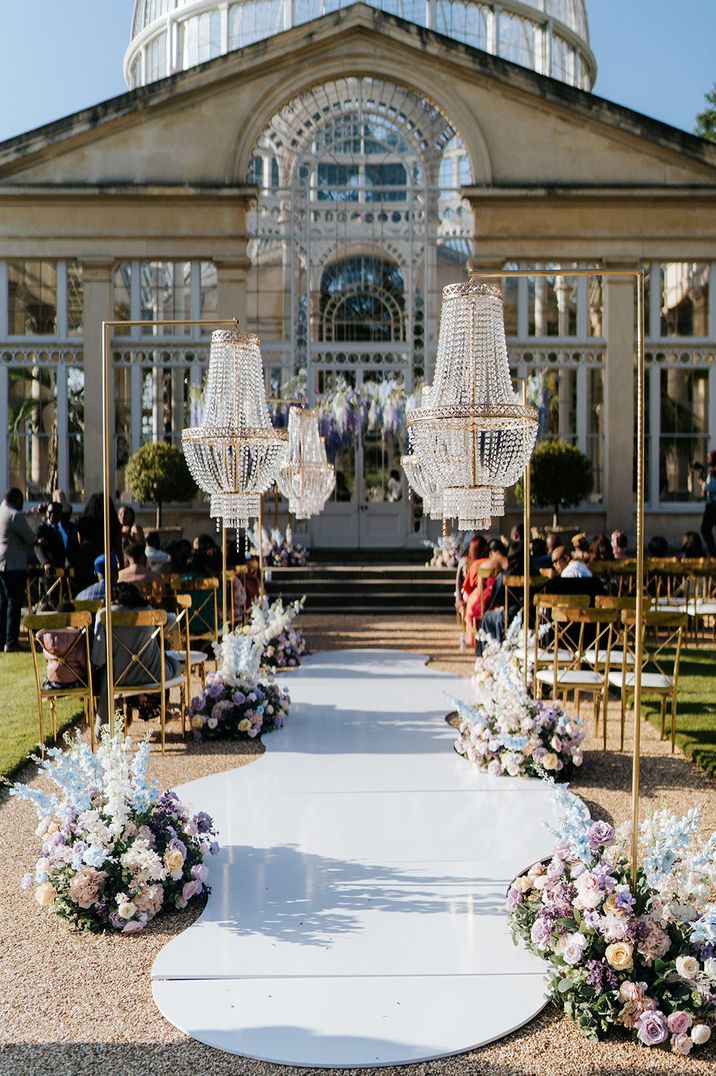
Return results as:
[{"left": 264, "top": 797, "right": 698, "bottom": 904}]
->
[
  {"left": 407, "top": 281, "right": 538, "bottom": 530},
  {"left": 182, "top": 330, "right": 287, "bottom": 530},
  {"left": 400, "top": 453, "right": 442, "bottom": 520},
  {"left": 276, "top": 408, "right": 335, "bottom": 519}
]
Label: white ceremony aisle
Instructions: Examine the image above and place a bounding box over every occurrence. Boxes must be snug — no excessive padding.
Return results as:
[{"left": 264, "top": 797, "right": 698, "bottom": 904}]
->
[{"left": 152, "top": 649, "right": 557, "bottom": 1068}]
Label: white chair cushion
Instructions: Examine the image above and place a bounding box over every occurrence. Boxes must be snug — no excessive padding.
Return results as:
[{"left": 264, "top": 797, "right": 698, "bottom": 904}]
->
[
  {"left": 536, "top": 668, "right": 604, "bottom": 687},
  {"left": 534, "top": 647, "right": 574, "bottom": 663},
  {"left": 168, "top": 649, "right": 208, "bottom": 665},
  {"left": 584, "top": 648, "right": 635, "bottom": 666},
  {"left": 689, "top": 602, "right": 716, "bottom": 615},
  {"left": 608, "top": 671, "right": 673, "bottom": 690}
]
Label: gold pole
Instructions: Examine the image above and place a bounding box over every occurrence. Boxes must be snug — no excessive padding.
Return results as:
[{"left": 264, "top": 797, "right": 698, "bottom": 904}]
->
[
  {"left": 258, "top": 493, "right": 265, "bottom": 598},
  {"left": 631, "top": 269, "right": 647, "bottom": 883},
  {"left": 522, "top": 381, "right": 531, "bottom": 690},
  {"left": 221, "top": 522, "right": 228, "bottom": 635},
  {"left": 101, "top": 321, "right": 115, "bottom": 734}
]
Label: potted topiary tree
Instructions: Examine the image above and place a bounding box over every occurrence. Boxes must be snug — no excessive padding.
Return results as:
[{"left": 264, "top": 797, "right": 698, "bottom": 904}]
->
[
  {"left": 517, "top": 439, "right": 593, "bottom": 528},
  {"left": 125, "top": 441, "right": 197, "bottom": 528}
]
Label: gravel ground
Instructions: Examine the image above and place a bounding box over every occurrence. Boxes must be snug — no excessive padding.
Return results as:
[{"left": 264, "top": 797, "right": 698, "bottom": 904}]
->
[{"left": 1, "top": 613, "right": 714, "bottom": 1076}]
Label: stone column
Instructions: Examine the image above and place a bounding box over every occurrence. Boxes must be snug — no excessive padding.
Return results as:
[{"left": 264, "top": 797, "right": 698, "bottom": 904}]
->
[
  {"left": 604, "top": 273, "right": 635, "bottom": 535},
  {"left": 216, "top": 257, "right": 250, "bottom": 327},
  {"left": 81, "top": 259, "right": 114, "bottom": 499}
]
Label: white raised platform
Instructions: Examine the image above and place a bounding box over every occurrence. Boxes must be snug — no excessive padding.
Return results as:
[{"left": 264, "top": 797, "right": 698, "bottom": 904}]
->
[{"left": 152, "top": 650, "right": 555, "bottom": 1068}]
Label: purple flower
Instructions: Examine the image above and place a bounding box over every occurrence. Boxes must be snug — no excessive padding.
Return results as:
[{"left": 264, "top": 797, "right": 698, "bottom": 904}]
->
[
  {"left": 182, "top": 880, "right": 202, "bottom": 902},
  {"left": 507, "top": 886, "right": 522, "bottom": 908},
  {"left": 194, "top": 811, "right": 213, "bottom": 834},
  {"left": 191, "top": 863, "right": 209, "bottom": 883},
  {"left": 232, "top": 690, "right": 246, "bottom": 705},
  {"left": 168, "top": 837, "right": 187, "bottom": 860},
  {"left": 211, "top": 699, "right": 235, "bottom": 725},
  {"left": 209, "top": 841, "right": 220, "bottom": 856},
  {"left": 636, "top": 1010, "right": 669, "bottom": 1047},
  {"left": 587, "top": 820, "right": 615, "bottom": 850},
  {"left": 207, "top": 678, "right": 225, "bottom": 698}
]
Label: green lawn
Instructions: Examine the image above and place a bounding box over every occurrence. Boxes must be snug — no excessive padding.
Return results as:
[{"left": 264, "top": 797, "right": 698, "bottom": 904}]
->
[
  {"left": 639, "top": 646, "right": 716, "bottom": 777},
  {"left": 0, "top": 653, "right": 84, "bottom": 779}
]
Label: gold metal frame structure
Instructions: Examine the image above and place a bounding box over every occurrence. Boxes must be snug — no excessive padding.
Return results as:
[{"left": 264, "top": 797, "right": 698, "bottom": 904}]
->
[
  {"left": 101, "top": 317, "right": 243, "bottom": 737},
  {"left": 470, "top": 268, "right": 645, "bottom": 881}
]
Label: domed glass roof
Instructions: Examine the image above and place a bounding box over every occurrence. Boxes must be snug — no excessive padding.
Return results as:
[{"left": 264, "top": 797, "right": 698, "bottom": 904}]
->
[{"left": 126, "top": 0, "right": 595, "bottom": 92}]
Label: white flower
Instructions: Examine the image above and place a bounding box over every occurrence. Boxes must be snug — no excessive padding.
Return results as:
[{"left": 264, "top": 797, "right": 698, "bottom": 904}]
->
[
  {"left": 117, "top": 901, "right": 136, "bottom": 920},
  {"left": 675, "top": 955, "right": 699, "bottom": 980},
  {"left": 691, "top": 1024, "right": 711, "bottom": 1045},
  {"left": 704, "top": 957, "right": 716, "bottom": 978}
]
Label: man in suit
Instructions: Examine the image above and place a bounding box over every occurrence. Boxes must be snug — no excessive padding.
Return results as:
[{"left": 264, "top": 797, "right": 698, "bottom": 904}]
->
[{"left": 0, "top": 488, "right": 49, "bottom": 652}]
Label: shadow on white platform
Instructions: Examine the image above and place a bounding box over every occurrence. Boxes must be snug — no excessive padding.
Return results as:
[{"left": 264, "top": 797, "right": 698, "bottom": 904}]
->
[{"left": 152, "top": 649, "right": 554, "bottom": 1068}]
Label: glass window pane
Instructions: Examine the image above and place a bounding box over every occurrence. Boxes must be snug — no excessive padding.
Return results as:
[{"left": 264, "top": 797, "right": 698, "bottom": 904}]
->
[
  {"left": 8, "top": 261, "right": 57, "bottom": 335},
  {"left": 528, "top": 273, "right": 577, "bottom": 336},
  {"left": 113, "top": 263, "right": 132, "bottom": 335},
  {"left": 661, "top": 263, "right": 709, "bottom": 337},
  {"left": 200, "top": 261, "right": 218, "bottom": 321},
  {"left": 139, "top": 261, "right": 192, "bottom": 334},
  {"left": 659, "top": 368, "right": 709, "bottom": 500},
  {"left": 8, "top": 365, "right": 57, "bottom": 499}
]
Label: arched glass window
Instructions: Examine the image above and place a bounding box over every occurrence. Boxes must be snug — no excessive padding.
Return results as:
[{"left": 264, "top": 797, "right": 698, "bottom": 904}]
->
[{"left": 320, "top": 257, "right": 405, "bottom": 342}]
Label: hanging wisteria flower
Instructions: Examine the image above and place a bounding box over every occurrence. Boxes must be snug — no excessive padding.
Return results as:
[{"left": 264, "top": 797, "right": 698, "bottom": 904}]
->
[
  {"left": 453, "top": 631, "right": 584, "bottom": 779},
  {"left": 507, "top": 781, "right": 716, "bottom": 1050},
  {"left": 12, "top": 729, "right": 219, "bottom": 933}
]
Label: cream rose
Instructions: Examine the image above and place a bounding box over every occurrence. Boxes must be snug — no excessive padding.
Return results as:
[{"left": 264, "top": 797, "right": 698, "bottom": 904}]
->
[
  {"left": 513, "top": 876, "right": 532, "bottom": 894},
  {"left": 238, "top": 718, "right": 252, "bottom": 732},
  {"left": 164, "top": 849, "right": 184, "bottom": 874},
  {"left": 675, "top": 955, "right": 699, "bottom": 980},
  {"left": 117, "top": 901, "right": 137, "bottom": 920},
  {"left": 691, "top": 1024, "right": 711, "bottom": 1046},
  {"left": 541, "top": 752, "right": 559, "bottom": 771},
  {"left": 190, "top": 714, "right": 205, "bottom": 730},
  {"left": 605, "top": 941, "right": 633, "bottom": 971},
  {"left": 35, "top": 882, "right": 56, "bottom": 906}
]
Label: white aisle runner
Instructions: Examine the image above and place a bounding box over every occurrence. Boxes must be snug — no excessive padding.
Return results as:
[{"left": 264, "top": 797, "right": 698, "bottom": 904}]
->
[{"left": 152, "top": 650, "right": 554, "bottom": 1068}]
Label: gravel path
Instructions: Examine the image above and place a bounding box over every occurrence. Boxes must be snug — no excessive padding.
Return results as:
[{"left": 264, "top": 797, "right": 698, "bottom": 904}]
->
[{"left": 1, "top": 614, "right": 714, "bottom": 1076}]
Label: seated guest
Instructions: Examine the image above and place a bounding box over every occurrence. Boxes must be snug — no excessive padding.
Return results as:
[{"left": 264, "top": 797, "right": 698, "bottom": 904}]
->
[
  {"left": 245, "top": 558, "right": 261, "bottom": 606},
  {"left": 681, "top": 531, "right": 704, "bottom": 559},
  {"left": 167, "top": 538, "right": 192, "bottom": 575},
  {"left": 530, "top": 537, "right": 552, "bottom": 571},
  {"left": 193, "top": 534, "right": 221, "bottom": 576},
  {"left": 477, "top": 543, "right": 526, "bottom": 648},
  {"left": 551, "top": 545, "right": 592, "bottom": 579},
  {"left": 145, "top": 530, "right": 170, "bottom": 572},
  {"left": 118, "top": 505, "right": 145, "bottom": 553},
  {"left": 611, "top": 529, "right": 628, "bottom": 560},
  {"left": 588, "top": 533, "right": 613, "bottom": 563},
  {"left": 52, "top": 489, "right": 73, "bottom": 525},
  {"left": 460, "top": 537, "right": 493, "bottom": 642},
  {"left": 571, "top": 533, "right": 590, "bottom": 562},
  {"left": 91, "top": 582, "right": 180, "bottom": 724},
  {"left": 75, "top": 553, "right": 119, "bottom": 601},
  {"left": 36, "top": 600, "right": 87, "bottom": 688},
  {"left": 118, "top": 542, "right": 164, "bottom": 598},
  {"left": 647, "top": 535, "right": 670, "bottom": 558}
]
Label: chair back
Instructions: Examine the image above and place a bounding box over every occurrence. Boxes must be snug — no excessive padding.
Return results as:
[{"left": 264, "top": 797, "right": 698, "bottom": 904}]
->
[
  {"left": 551, "top": 606, "right": 619, "bottom": 677},
  {"left": 594, "top": 595, "right": 654, "bottom": 611},
  {"left": 98, "top": 608, "right": 168, "bottom": 689},
  {"left": 24, "top": 611, "right": 96, "bottom": 748},
  {"left": 25, "top": 566, "right": 69, "bottom": 612},
  {"left": 502, "top": 574, "right": 548, "bottom": 631},
  {"left": 73, "top": 599, "right": 104, "bottom": 614},
  {"left": 174, "top": 577, "right": 220, "bottom": 643},
  {"left": 618, "top": 608, "right": 687, "bottom": 684}
]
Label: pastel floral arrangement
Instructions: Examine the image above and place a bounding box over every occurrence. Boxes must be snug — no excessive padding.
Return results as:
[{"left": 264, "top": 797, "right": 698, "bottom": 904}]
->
[
  {"left": 424, "top": 533, "right": 463, "bottom": 569},
  {"left": 12, "top": 729, "right": 218, "bottom": 933},
  {"left": 508, "top": 782, "right": 716, "bottom": 1053},
  {"left": 453, "top": 628, "right": 584, "bottom": 778},
  {"left": 187, "top": 619, "right": 291, "bottom": 740},
  {"left": 187, "top": 673, "right": 289, "bottom": 741},
  {"left": 245, "top": 595, "right": 306, "bottom": 670},
  {"left": 248, "top": 524, "right": 310, "bottom": 568}
]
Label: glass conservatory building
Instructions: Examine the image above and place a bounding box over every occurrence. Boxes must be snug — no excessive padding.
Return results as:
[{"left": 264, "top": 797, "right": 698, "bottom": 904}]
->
[{"left": 0, "top": 0, "right": 714, "bottom": 546}]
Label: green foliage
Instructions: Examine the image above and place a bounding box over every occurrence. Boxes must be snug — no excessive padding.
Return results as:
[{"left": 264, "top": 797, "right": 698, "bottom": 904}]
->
[
  {"left": 695, "top": 84, "right": 716, "bottom": 142},
  {"left": 516, "top": 438, "right": 593, "bottom": 524},
  {"left": 125, "top": 441, "right": 196, "bottom": 526}
]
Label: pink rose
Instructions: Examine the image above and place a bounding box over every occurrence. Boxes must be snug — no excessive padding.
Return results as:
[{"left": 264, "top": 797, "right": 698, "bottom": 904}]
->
[
  {"left": 671, "top": 1033, "right": 693, "bottom": 1056},
  {"left": 182, "top": 880, "right": 201, "bottom": 902},
  {"left": 121, "top": 919, "right": 145, "bottom": 934},
  {"left": 667, "top": 1011, "right": 693, "bottom": 1036},
  {"left": 133, "top": 884, "right": 165, "bottom": 920}
]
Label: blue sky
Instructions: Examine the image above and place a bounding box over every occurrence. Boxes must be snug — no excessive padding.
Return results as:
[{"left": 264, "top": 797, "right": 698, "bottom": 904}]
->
[{"left": 0, "top": 0, "right": 713, "bottom": 142}]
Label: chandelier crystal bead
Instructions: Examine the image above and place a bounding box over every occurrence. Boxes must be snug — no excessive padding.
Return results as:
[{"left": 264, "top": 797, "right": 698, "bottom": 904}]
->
[
  {"left": 400, "top": 454, "right": 443, "bottom": 520},
  {"left": 406, "top": 281, "right": 538, "bottom": 530},
  {"left": 182, "top": 330, "right": 288, "bottom": 527}
]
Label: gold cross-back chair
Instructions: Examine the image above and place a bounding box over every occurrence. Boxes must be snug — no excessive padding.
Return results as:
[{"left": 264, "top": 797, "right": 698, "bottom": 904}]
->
[{"left": 25, "top": 611, "right": 96, "bottom": 753}]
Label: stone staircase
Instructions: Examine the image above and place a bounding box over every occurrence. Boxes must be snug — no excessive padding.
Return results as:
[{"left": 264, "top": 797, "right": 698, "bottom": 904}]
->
[{"left": 266, "top": 563, "right": 456, "bottom": 615}]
